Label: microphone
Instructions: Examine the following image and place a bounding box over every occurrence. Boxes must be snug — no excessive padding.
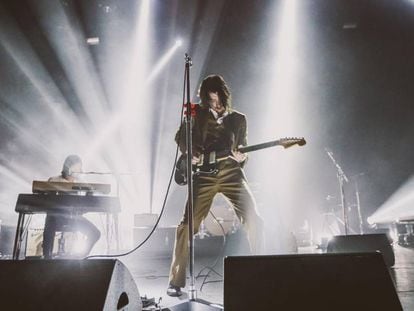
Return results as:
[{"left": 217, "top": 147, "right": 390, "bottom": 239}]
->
[{"left": 324, "top": 147, "right": 349, "bottom": 183}]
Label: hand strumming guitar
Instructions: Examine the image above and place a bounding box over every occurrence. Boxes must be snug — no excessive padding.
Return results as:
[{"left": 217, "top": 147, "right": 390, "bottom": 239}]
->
[
  {"left": 230, "top": 150, "right": 247, "bottom": 163},
  {"left": 191, "top": 156, "right": 200, "bottom": 165}
]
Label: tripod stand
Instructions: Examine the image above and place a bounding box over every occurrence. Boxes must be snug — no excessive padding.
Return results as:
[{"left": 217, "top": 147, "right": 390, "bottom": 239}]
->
[{"left": 167, "top": 55, "right": 222, "bottom": 311}]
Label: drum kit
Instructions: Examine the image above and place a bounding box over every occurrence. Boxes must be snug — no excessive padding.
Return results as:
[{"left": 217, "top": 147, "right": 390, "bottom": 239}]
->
[{"left": 196, "top": 194, "right": 240, "bottom": 238}]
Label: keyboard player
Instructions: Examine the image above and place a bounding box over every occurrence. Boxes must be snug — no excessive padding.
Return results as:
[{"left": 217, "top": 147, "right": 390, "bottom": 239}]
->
[{"left": 43, "top": 155, "right": 101, "bottom": 259}]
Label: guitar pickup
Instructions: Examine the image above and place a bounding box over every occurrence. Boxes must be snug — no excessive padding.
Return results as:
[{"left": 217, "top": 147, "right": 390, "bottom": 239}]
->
[
  {"left": 196, "top": 151, "right": 217, "bottom": 167},
  {"left": 196, "top": 154, "right": 204, "bottom": 167},
  {"left": 209, "top": 151, "right": 216, "bottom": 164}
]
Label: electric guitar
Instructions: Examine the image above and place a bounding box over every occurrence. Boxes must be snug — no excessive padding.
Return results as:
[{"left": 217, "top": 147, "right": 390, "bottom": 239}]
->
[{"left": 174, "top": 137, "right": 306, "bottom": 185}]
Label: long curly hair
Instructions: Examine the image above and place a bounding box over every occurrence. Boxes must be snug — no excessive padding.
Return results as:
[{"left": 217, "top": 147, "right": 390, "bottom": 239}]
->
[{"left": 199, "top": 75, "right": 232, "bottom": 110}]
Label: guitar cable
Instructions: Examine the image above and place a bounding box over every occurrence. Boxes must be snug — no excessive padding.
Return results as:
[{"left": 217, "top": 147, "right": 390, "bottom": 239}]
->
[{"left": 84, "top": 64, "right": 187, "bottom": 259}]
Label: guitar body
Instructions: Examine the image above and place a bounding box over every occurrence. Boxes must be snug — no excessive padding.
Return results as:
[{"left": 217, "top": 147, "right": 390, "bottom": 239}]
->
[
  {"left": 174, "top": 137, "right": 306, "bottom": 186},
  {"left": 174, "top": 154, "right": 220, "bottom": 186},
  {"left": 174, "top": 154, "right": 188, "bottom": 185}
]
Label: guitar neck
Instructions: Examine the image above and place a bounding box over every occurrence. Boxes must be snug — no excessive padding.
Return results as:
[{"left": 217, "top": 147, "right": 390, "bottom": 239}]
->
[{"left": 238, "top": 140, "right": 283, "bottom": 154}]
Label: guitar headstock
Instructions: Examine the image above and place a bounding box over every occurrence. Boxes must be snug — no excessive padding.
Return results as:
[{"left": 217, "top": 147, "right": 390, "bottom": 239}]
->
[{"left": 279, "top": 137, "right": 306, "bottom": 149}]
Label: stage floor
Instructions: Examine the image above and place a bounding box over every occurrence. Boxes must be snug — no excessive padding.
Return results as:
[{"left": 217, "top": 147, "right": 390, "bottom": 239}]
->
[{"left": 120, "top": 244, "right": 414, "bottom": 310}]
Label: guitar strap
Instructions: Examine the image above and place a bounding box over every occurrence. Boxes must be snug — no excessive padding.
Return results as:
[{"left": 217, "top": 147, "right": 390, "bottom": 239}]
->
[{"left": 199, "top": 108, "right": 211, "bottom": 146}]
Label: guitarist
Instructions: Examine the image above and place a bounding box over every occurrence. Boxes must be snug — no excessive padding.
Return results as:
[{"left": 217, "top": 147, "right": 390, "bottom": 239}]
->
[{"left": 167, "top": 75, "right": 264, "bottom": 297}]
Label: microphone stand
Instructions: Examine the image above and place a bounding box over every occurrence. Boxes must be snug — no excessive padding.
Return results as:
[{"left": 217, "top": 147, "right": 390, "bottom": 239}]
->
[
  {"left": 325, "top": 148, "right": 350, "bottom": 235},
  {"left": 184, "top": 53, "right": 196, "bottom": 301},
  {"left": 353, "top": 174, "right": 364, "bottom": 234},
  {"left": 168, "top": 54, "right": 221, "bottom": 310}
]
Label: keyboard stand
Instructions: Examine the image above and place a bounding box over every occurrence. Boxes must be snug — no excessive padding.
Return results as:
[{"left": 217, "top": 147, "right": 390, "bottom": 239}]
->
[
  {"left": 12, "top": 193, "right": 121, "bottom": 259},
  {"left": 12, "top": 212, "right": 26, "bottom": 260}
]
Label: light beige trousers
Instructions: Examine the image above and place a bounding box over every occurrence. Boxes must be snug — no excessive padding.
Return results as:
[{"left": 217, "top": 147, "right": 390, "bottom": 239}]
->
[{"left": 168, "top": 159, "right": 264, "bottom": 287}]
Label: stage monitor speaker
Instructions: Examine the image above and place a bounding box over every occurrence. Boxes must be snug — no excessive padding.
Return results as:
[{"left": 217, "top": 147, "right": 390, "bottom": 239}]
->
[
  {"left": 327, "top": 233, "right": 395, "bottom": 267},
  {"left": 0, "top": 259, "right": 142, "bottom": 311},
  {"left": 224, "top": 252, "right": 402, "bottom": 311}
]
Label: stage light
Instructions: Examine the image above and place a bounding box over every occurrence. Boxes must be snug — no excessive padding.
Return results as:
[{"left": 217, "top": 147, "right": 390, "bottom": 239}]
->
[
  {"left": 175, "top": 38, "right": 183, "bottom": 47},
  {"left": 251, "top": 0, "right": 306, "bottom": 252},
  {"left": 86, "top": 37, "right": 100, "bottom": 45},
  {"left": 368, "top": 175, "right": 414, "bottom": 224},
  {"left": 342, "top": 23, "right": 358, "bottom": 30},
  {"left": 103, "top": 6, "right": 111, "bottom": 14},
  {"left": 71, "top": 233, "right": 88, "bottom": 255}
]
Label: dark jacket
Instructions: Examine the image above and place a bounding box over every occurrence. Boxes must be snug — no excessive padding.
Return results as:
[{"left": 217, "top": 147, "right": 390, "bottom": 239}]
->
[{"left": 175, "top": 105, "right": 248, "bottom": 156}]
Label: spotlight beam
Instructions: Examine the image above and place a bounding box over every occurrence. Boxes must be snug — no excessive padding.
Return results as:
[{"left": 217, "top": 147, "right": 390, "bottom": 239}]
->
[
  {"left": 147, "top": 40, "right": 182, "bottom": 83},
  {"left": 84, "top": 40, "right": 181, "bottom": 161},
  {"left": 0, "top": 165, "right": 31, "bottom": 189}
]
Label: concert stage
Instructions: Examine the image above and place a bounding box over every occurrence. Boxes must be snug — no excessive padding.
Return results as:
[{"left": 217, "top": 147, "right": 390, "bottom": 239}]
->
[
  {"left": 1, "top": 0, "right": 414, "bottom": 309},
  {"left": 119, "top": 243, "right": 414, "bottom": 310},
  {"left": 0, "top": 232, "right": 413, "bottom": 309}
]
